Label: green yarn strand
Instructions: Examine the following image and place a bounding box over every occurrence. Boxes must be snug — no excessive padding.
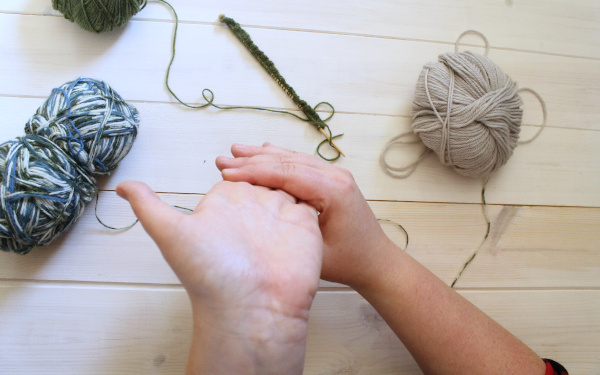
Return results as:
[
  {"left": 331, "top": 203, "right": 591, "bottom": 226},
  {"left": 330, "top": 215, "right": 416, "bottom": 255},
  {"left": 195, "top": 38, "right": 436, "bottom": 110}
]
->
[
  {"left": 155, "top": 0, "right": 341, "bottom": 160},
  {"left": 219, "top": 15, "right": 342, "bottom": 158},
  {"left": 52, "top": 0, "right": 343, "bottom": 159},
  {"left": 158, "top": 0, "right": 209, "bottom": 110},
  {"left": 218, "top": 16, "right": 322, "bottom": 127},
  {"left": 317, "top": 133, "right": 344, "bottom": 162}
]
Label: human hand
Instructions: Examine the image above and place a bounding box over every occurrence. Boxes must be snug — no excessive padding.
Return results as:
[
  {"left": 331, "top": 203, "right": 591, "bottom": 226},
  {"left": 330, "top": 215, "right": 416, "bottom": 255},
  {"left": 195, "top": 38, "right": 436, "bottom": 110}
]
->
[
  {"left": 116, "top": 180, "right": 322, "bottom": 374},
  {"left": 216, "top": 143, "right": 397, "bottom": 290}
]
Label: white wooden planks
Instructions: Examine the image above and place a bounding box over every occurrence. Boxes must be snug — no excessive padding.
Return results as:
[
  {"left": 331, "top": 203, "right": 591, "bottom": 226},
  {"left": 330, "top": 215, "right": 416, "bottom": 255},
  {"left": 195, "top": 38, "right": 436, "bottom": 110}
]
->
[
  {"left": 0, "top": 284, "right": 597, "bottom": 374},
  {"left": 453, "top": 205, "right": 600, "bottom": 288},
  {"left": 0, "top": 13, "right": 599, "bottom": 129},
  {"left": 2, "top": 97, "right": 599, "bottom": 207},
  {"left": 0, "top": 192, "right": 598, "bottom": 290},
  {"left": 0, "top": 0, "right": 598, "bottom": 374},
  {"left": 3, "top": 0, "right": 600, "bottom": 58}
]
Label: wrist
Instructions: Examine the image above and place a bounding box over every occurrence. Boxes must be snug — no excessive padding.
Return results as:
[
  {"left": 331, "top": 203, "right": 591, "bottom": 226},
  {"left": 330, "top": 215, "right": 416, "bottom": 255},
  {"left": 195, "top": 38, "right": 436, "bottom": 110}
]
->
[
  {"left": 188, "top": 300, "right": 309, "bottom": 375},
  {"left": 351, "top": 237, "right": 407, "bottom": 294}
]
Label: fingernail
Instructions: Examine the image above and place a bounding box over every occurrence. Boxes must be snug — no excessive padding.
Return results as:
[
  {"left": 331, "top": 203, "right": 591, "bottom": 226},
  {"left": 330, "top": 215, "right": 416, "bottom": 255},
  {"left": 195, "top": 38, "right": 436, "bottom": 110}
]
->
[
  {"left": 233, "top": 144, "right": 246, "bottom": 150},
  {"left": 221, "top": 168, "right": 238, "bottom": 178},
  {"left": 115, "top": 185, "right": 128, "bottom": 200},
  {"left": 217, "top": 156, "right": 233, "bottom": 162}
]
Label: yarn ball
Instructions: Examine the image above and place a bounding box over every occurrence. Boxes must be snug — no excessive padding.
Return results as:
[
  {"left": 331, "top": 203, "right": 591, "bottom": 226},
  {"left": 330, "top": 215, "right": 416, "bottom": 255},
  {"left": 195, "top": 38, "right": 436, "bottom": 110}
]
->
[
  {"left": 25, "top": 78, "right": 140, "bottom": 175},
  {"left": 0, "top": 78, "right": 139, "bottom": 255},
  {"left": 412, "top": 51, "right": 523, "bottom": 177},
  {"left": 0, "top": 136, "right": 96, "bottom": 254},
  {"left": 52, "top": 0, "right": 147, "bottom": 33}
]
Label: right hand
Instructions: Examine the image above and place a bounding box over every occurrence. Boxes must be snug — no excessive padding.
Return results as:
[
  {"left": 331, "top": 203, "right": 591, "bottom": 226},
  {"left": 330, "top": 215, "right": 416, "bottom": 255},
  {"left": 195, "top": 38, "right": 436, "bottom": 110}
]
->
[
  {"left": 216, "top": 143, "right": 397, "bottom": 289},
  {"left": 117, "top": 179, "right": 323, "bottom": 374}
]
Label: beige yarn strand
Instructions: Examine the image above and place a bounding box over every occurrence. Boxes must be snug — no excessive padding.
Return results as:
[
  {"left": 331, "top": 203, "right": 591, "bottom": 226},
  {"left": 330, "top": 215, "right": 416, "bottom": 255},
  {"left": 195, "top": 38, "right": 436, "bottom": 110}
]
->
[
  {"left": 380, "top": 132, "right": 431, "bottom": 179},
  {"left": 455, "top": 30, "right": 490, "bottom": 56},
  {"left": 517, "top": 87, "right": 548, "bottom": 144},
  {"left": 423, "top": 65, "right": 456, "bottom": 166}
]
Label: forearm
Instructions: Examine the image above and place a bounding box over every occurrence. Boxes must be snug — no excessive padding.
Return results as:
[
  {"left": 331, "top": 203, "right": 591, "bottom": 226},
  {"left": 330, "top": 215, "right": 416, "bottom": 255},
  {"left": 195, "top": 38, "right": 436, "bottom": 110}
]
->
[
  {"left": 355, "top": 242, "right": 546, "bottom": 375},
  {"left": 187, "top": 305, "right": 309, "bottom": 375}
]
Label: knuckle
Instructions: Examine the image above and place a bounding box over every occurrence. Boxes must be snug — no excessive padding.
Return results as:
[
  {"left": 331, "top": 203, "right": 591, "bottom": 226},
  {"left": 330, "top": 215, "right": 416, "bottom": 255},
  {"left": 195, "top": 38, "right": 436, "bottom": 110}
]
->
[
  {"left": 278, "top": 161, "right": 297, "bottom": 178},
  {"left": 214, "top": 180, "right": 250, "bottom": 194},
  {"left": 334, "top": 168, "right": 357, "bottom": 193}
]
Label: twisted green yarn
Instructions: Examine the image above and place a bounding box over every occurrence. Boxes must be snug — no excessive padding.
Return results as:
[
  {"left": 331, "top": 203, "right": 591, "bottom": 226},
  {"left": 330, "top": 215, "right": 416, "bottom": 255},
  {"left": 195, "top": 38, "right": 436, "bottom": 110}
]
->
[
  {"left": 0, "top": 78, "right": 139, "bottom": 254},
  {"left": 52, "top": 0, "right": 147, "bottom": 33},
  {"left": 219, "top": 15, "right": 342, "bottom": 161}
]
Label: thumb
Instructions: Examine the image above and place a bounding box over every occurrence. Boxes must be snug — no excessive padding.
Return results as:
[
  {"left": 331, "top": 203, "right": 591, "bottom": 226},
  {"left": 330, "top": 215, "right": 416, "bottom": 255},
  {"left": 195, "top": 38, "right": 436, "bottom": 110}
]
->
[{"left": 116, "top": 180, "right": 182, "bottom": 248}]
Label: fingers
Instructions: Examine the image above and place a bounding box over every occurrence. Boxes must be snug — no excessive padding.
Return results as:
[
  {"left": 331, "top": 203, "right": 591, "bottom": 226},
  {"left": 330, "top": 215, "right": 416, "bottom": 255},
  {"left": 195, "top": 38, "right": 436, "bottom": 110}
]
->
[
  {"left": 230, "top": 143, "right": 296, "bottom": 158},
  {"left": 220, "top": 161, "right": 330, "bottom": 212},
  {"left": 116, "top": 180, "right": 182, "bottom": 248},
  {"left": 216, "top": 143, "right": 355, "bottom": 214},
  {"left": 273, "top": 188, "right": 298, "bottom": 204},
  {"left": 216, "top": 144, "right": 331, "bottom": 172},
  {"left": 297, "top": 201, "right": 319, "bottom": 220}
]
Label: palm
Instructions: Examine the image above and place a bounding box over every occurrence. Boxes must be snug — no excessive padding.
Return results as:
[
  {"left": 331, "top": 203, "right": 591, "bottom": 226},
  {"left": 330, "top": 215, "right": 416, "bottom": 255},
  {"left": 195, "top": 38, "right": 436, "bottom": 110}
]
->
[{"left": 156, "top": 182, "right": 323, "bottom": 317}]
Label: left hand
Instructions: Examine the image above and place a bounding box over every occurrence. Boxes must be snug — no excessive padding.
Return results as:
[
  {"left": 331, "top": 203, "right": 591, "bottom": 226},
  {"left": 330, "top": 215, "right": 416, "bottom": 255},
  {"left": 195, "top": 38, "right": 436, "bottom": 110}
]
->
[{"left": 216, "top": 143, "right": 394, "bottom": 290}]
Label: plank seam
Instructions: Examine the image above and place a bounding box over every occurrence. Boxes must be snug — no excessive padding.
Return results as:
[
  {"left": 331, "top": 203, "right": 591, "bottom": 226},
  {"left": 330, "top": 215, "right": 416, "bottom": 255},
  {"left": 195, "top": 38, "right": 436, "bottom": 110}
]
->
[
  {"left": 1, "top": 11, "right": 599, "bottom": 61},
  {"left": 93, "top": 189, "right": 600, "bottom": 210},
  {"left": 0, "top": 94, "right": 595, "bottom": 133},
  {"left": 1, "top": 279, "right": 598, "bottom": 292}
]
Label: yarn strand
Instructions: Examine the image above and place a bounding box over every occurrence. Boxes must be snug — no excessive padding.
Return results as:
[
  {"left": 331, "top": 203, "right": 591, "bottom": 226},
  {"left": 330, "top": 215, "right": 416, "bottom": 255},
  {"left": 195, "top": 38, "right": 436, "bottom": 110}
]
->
[
  {"left": 451, "top": 177, "right": 491, "bottom": 288},
  {"left": 377, "top": 218, "right": 409, "bottom": 251},
  {"left": 455, "top": 30, "right": 490, "bottom": 56},
  {"left": 517, "top": 88, "right": 547, "bottom": 144},
  {"left": 219, "top": 14, "right": 344, "bottom": 159},
  {"left": 94, "top": 193, "right": 138, "bottom": 231},
  {"left": 94, "top": 191, "right": 193, "bottom": 231},
  {"left": 155, "top": 0, "right": 342, "bottom": 161},
  {"left": 380, "top": 132, "right": 431, "bottom": 179}
]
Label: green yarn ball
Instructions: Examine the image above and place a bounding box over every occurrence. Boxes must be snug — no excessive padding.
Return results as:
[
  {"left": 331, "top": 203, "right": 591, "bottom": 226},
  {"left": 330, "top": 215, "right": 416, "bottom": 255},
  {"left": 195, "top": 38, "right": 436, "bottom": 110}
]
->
[{"left": 52, "top": 0, "right": 147, "bottom": 33}]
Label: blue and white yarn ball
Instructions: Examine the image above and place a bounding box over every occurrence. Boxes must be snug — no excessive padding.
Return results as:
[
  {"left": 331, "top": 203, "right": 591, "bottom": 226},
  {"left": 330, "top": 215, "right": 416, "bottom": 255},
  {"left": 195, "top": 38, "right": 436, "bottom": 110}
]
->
[{"left": 0, "top": 78, "right": 139, "bottom": 254}]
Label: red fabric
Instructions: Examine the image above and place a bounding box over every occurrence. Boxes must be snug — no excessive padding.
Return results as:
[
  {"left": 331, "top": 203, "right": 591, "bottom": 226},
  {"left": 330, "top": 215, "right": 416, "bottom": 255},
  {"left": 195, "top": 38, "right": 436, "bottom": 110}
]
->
[{"left": 543, "top": 359, "right": 568, "bottom": 375}]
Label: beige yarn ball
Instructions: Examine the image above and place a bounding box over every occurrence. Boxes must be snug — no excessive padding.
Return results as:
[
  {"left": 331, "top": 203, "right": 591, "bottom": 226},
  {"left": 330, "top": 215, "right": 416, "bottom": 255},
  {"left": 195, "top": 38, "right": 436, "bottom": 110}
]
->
[{"left": 411, "top": 51, "right": 523, "bottom": 177}]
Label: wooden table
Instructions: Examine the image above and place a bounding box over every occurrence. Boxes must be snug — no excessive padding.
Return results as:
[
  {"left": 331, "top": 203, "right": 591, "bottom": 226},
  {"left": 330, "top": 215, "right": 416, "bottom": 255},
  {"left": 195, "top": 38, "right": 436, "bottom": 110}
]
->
[{"left": 1, "top": 0, "right": 599, "bottom": 373}]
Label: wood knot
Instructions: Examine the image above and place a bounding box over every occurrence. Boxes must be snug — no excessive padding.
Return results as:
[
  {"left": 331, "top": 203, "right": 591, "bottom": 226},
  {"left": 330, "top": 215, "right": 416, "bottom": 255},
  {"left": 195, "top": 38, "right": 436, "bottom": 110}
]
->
[{"left": 153, "top": 354, "right": 166, "bottom": 367}]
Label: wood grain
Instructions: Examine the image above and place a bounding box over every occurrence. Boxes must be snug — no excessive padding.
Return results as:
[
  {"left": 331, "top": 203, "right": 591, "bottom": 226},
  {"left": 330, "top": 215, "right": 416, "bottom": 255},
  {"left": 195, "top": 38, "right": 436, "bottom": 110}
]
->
[
  {"left": 1, "top": 193, "right": 598, "bottom": 290},
  {"left": 0, "top": 0, "right": 598, "bottom": 373},
  {"left": 453, "top": 205, "right": 600, "bottom": 288},
  {"left": 0, "top": 13, "right": 599, "bottom": 130},
  {"left": 0, "top": 284, "right": 597, "bottom": 374},
  {"left": 3, "top": 0, "right": 599, "bottom": 58},
  {"left": 2, "top": 97, "right": 599, "bottom": 207}
]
